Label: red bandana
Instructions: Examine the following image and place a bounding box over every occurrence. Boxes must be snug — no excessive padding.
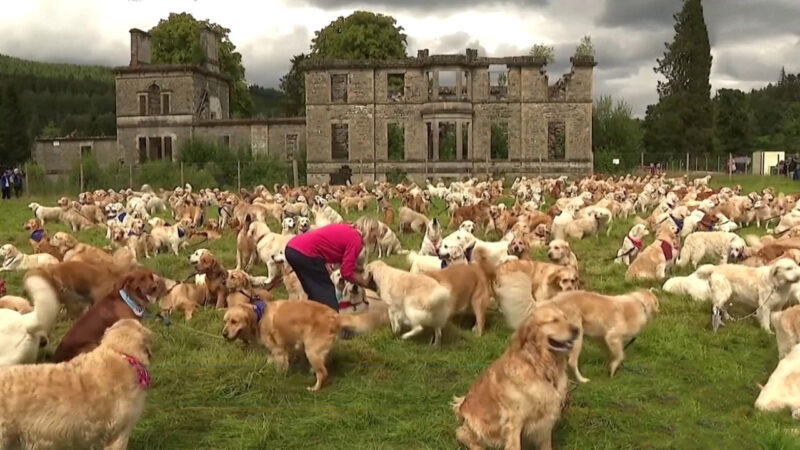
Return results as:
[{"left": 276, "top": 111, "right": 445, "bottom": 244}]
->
[
  {"left": 626, "top": 234, "right": 643, "bottom": 251},
  {"left": 659, "top": 240, "right": 674, "bottom": 261},
  {"left": 124, "top": 354, "right": 151, "bottom": 389}
]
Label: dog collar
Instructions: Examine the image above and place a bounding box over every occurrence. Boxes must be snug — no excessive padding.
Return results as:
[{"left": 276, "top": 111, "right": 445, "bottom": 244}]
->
[
  {"left": 659, "top": 240, "right": 674, "bottom": 261},
  {"left": 123, "top": 354, "right": 151, "bottom": 389},
  {"left": 117, "top": 212, "right": 127, "bottom": 222},
  {"left": 670, "top": 215, "right": 684, "bottom": 231},
  {"left": 30, "top": 229, "right": 45, "bottom": 242},
  {"left": 338, "top": 300, "right": 363, "bottom": 311},
  {"left": 626, "top": 234, "right": 643, "bottom": 250},
  {"left": 253, "top": 300, "right": 266, "bottom": 322},
  {"left": 119, "top": 290, "right": 145, "bottom": 317}
]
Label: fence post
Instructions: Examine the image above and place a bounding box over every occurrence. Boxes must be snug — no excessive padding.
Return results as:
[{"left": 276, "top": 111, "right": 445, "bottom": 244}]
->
[
  {"left": 128, "top": 163, "right": 133, "bottom": 189},
  {"left": 728, "top": 152, "right": 732, "bottom": 180},
  {"left": 717, "top": 156, "right": 720, "bottom": 173},
  {"left": 79, "top": 161, "right": 85, "bottom": 192},
  {"left": 23, "top": 162, "right": 29, "bottom": 197},
  {"left": 292, "top": 157, "right": 299, "bottom": 187},
  {"left": 180, "top": 162, "right": 185, "bottom": 187},
  {"left": 685, "top": 153, "right": 689, "bottom": 176},
  {"left": 640, "top": 151, "right": 644, "bottom": 169},
  {"left": 237, "top": 160, "right": 241, "bottom": 191},
  {"left": 704, "top": 155, "right": 708, "bottom": 172},
  {"left": 359, "top": 157, "right": 363, "bottom": 181}
]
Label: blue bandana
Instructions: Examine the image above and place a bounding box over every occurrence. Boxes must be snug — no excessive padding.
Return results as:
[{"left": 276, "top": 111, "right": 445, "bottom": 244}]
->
[
  {"left": 253, "top": 301, "right": 266, "bottom": 322},
  {"left": 30, "top": 229, "right": 45, "bottom": 243},
  {"left": 117, "top": 212, "right": 127, "bottom": 222},
  {"left": 119, "top": 290, "right": 144, "bottom": 317},
  {"left": 670, "top": 215, "right": 684, "bottom": 232}
]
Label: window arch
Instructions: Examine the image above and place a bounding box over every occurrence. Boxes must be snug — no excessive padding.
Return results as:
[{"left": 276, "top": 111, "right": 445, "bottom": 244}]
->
[{"left": 147, "top": 83, "right": 161, "bottom": 116}]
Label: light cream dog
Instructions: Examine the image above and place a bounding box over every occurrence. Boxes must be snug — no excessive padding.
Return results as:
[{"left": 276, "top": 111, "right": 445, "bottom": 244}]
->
[
  {"left": 755, "top": 342, "right": 800, "bottom": 419},
  {"left": 772, "top": 305, "right": 800, "bottom": 359},
  {"left": 0, "top": 244, "right": 58, "bottom": 272},
  {"left": 543, "top": 289, "right": 659, "bottom": 383},
  {"left": 615, "top": 223, "right": 649, "bottom": 266},
  {"left": 0, "top": 319, "right": 153, "bottom": 448},
  {"left": 547, "top": 239, "right": 578, "bottom": 267},
  {"left": 676, "top": 231, "right": 746, "bottom": 268}
]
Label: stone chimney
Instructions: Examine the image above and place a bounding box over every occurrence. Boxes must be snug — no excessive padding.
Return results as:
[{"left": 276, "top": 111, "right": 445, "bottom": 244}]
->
[
  {"left": 200, "top": 26, "right": 221, "bottom": 73},
  {"left": 466, "top": 48, "right": 478, "bottom": 59},
  {"left": 417, "top": 49, "right": 429, "bottom": 59},
  {"left": 129, "top": 28, "right": 151, "bottom": 66}
]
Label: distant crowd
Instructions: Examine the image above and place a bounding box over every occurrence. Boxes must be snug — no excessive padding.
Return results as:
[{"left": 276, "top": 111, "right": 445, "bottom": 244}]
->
[{"left": 1, "top": 168, "right": 24, "bottom": 199}]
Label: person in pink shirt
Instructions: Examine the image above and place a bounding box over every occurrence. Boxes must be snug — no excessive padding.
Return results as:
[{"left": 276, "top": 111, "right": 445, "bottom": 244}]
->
[{"left": 284, "top": 222, "right": 373, "bottom": 312}]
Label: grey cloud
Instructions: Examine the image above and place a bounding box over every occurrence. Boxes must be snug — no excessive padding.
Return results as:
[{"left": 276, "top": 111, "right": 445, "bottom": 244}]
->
[
  {"left": 411, "top": 32, "right": 488, "bottom": 57},
  {"left": 295, "top": 0, "right": 548, "bottom": 12},
  {"left": 704, "top": 0, "right": 800, "bottom": 42},
  {"left": 596, "top": 0, "right": 680, "bottom": 29},
  {"left": 239, "top": 26, "right": 310, "bottom": 87}
]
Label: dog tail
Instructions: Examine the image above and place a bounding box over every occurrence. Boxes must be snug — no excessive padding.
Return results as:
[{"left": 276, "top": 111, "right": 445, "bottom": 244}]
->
[
  {"left": 337, "top": 301, "right": 390, "bottom": 334},
  {"left": 21, "top": 270, "right": 60, "bottom": 338},
  {"left": 693, "top": 264, "right": 715, "bottom": 280}
]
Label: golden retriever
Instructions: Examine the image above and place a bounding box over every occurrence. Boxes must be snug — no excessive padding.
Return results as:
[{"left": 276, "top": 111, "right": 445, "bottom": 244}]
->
[
  {"left": 0, "top": 319, "right": 153, "bottom": 449},
  {"left": 543, "top": 289, "right": 659, "bottom": 383},
  {"left": 222, "top": 299, "right": 385, "bottom": 391},
  {"left": 453, "top": 306, "right": 578, "bottom": 450},
  {"left": 625, "top": 229, "right": 679, "bottom": 281},
  {"left": 0, "top": 243, "right": 58, "bottom": 272}
]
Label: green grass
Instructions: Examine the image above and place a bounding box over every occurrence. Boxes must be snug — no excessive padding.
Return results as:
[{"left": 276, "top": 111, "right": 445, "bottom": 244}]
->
[{"left": 2, "top": 174, "right": 800, "bottom": 449}]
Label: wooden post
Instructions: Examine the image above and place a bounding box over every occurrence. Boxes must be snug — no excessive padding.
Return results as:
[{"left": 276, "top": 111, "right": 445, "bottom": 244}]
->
[
  {"left": 129, "top": 163, "right": 133, "bottom": 189},
  {"left": 359, "top": 157, "right": 363, "bottom": 181},
  {"left": 717, "top": 155, "right": 720, "bottom": 173},
  {"left": 640, "top": 151, "right": 644, "bottom": 169},
  {"left": 539, "top": 154, "right": 542, "bottom": 175},
  {"left": 728, "top": 152, "right": 732, "bottom": 180},
  {"left": 292, "top": 158, "right": 299, "bottom": 187},
  {"left": 237, "top": 160, "right": 241, "bottom": 191},
  {"left": 685, "top": 153, "right": 689, "bottom": 175},
  {"left": 79, "top": 161, "right": 85, "bottom": 192},
  {"left": 180, "top": 162, "right": 185, "bottom": 187},
  {"left": 23, "top": 162, "right": 29, "bottom": 196}
]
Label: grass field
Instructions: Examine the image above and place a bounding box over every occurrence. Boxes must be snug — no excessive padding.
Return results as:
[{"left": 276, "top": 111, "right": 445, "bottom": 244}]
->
[{"left": 2, "top": 174, "right": 800, "bottom": 449}]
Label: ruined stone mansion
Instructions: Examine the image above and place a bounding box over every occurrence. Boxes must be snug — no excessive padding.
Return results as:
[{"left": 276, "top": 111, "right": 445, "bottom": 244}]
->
[{"left": 33, "top": 27, "right": 595, "bottom": 183}]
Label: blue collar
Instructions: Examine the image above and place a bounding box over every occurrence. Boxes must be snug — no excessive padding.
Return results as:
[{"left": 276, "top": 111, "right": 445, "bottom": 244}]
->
[
  {"left": 117, "top": 212, "right": 127, "bottom": 222},
  {"left": 30, "top": 229, "right": 45, "bottom": 242},
  {"left": 670, "top": 215, "right": 684, "bottom": 231},
  {"left": 119, "top": 290, "right": 144, "bottom": 317},
  {"left": 253, "top": 301, "right": 266, "bottom": 322}
]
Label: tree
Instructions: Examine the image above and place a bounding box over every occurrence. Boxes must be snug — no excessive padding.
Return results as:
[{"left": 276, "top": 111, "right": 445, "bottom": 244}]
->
[
  {"left": 149, "top": 13, "right": 253, "bottom": 117},
  {"left": 529, "top": 43, "right": 555, "bottom": 65},
  {"left": 0, "top": 84, "right": 31, "bottom": 164},
  {"left": 593, "top": 95, "right": 643, "bottom": 172},
  {"left": 714, "top": 89, "right": 753, "bottom": 156},
  {"left": 280, "top": 11, "right": 408, "bottom": 117},
  {"left": 575, "top": 35, "right": 594, "bottom": 58},
  {"left": 279, "top": 54, "right": 309, "bottom": 117},
  {"left": 648, "top": 0, "right": 713, "bottom": 156}
]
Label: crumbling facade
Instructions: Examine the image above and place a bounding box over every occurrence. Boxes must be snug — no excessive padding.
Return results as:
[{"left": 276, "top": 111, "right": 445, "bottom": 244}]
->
[
  {"left": 304, "top": 49, "right": 595, "bottom": 183},
  {"left": 34, "top": 27, "right": 306, "bottom": 177},
  {"left": 33, "top": 27, "right": 595, "bottom": 184}
]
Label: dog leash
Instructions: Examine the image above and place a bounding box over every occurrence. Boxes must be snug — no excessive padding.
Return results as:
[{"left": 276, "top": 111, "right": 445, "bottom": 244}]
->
[{"left": 712, "top": 289, "right": 776, "bottom": 332}]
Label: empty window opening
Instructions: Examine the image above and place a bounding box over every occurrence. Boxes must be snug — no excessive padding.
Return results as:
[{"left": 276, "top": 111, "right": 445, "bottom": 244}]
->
[
  {"left": 491, "top": 122, "right": 509, "bottom": 160},
  {"left": 163, "top": 137, "right": 173, "bottom": 161},
  {"left": 161, "top": 93, "right": 171, "bottom": 114},
  {"left": 137, "top": 137, "right": 147, "bottom": 163},
  {"left": 387, "top": 73, "right": 405, "bottom": 101},
  {"left": 148, "top": 137, "right": 163, "bottom": 161},
  {"left": 147, "top": 83, "right": 161, "bottom": 115},
  {"left": 426, "top": 71, "right": 434, "bottom": 100},
  {"left": 285, "top": 134, "right": 299, "bottom": 160},
  {"left": 426, "top": 122, "right": 434, "bottom": 160},
  {"left": 460, "top": 71, "right": 469, "bottom": 99},
  {"left": 489, "top": 65, "right": 508, "bottom": 101},
  {"left": 331, "top": 124, "right": 349, "bottom": 160},
  {"left": 438, "top": 71, "right": 457, "bottom": 101},
  {"left": 331, "top": 74, "right": 349, "bottom": 103},
  {"left": 387, "top": 123, "right": 405, "bottom": 160},
  {"left": 138, "top": 94, "right": 147, "bottom": 116},
  {"left": 438, "top": 122, "right": 457, "bottom": 161},
  {"left": 548, "top": 121, "right": 566, "bottom": 160},
  {"left": 80, "top": 145, "right": 92, "bottom": 157},
  {"left": 462, "top": 124, "right": 469, "bottom": 159}
]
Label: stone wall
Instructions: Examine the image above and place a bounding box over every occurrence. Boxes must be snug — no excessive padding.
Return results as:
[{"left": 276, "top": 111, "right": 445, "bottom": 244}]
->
[{"left": 33, "top": 137, "right": 119, "bottom": 174}]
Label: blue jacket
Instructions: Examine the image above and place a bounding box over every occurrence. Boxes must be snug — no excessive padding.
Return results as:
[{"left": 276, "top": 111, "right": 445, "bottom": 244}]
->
[{"left": 0, "top": 174, "right": 10, "bottom": 188}]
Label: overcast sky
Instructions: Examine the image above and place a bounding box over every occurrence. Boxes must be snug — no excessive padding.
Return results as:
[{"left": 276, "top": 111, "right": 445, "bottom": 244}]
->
[{"left": 2, "top": 0, "right": 798, "bottom": 116}]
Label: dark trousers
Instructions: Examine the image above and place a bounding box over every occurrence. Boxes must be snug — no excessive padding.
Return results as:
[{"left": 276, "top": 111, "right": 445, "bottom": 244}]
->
[
  {"left": 14, "top": 185, "right": 21, "bottom": 197},
  {"left": 284, "top": 247, "right": 339, "bottom": 312},
  {"left": 1, "top": 188, "right": 9, "bottom": 199}
]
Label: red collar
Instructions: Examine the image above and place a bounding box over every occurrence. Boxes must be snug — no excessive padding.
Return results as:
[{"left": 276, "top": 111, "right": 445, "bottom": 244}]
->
[
  {"left": 339, "top": 298, "right": 369, "bottom": 310},
  {"left": 123, "top": 354, "right": 151, "bottom": 389},
  {"left": 626, "top": 234, "right": 643, "bottom": 250}
]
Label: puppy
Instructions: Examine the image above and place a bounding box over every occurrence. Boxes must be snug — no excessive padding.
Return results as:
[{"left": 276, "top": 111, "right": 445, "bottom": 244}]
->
[
  {"left": 222, "top": 299, "right": 384, "bottom": 391},
  {"left": 625, "top": 229, "right": 679, "bottom": 281},
  {"left": 195, "top": 253, "right": 228, "bottom": 309},
  {"left": 0, "top": 244, "right": 58, "bottom": 272},
  {"left": 0, "top": 319, "right": 153, "bottom": 449},
  {"left": 453, "top": 306, "right": 578, "bottom": 450},
  {"left": 547, "top": 239, "right": 578, "bottom": 268},
  {"left": 24, "top": 218, "right": 62, "bottom": 260},
  {"left": 544, "top": 289, "right": 659, "bottom": 383},
  {"left": 366, "top": 260, "right": 451, "bottom": 345},
  {"left": 52, "top": 268, "right": 159, "bottom": 362},
  {"left": 615, "top": 223, "right": 649, "bottom": 266}
]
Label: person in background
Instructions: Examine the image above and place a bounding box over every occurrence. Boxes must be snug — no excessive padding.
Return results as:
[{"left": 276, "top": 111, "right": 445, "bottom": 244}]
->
[
  {"left": 12, "top": 168, "right": 24, "bottom": 198},
  {"left": 283, "top": 222, "right": 375, "bottom": 312},
  {"left": 0, "top": 170, "right": 11, "bottom": 200}
]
